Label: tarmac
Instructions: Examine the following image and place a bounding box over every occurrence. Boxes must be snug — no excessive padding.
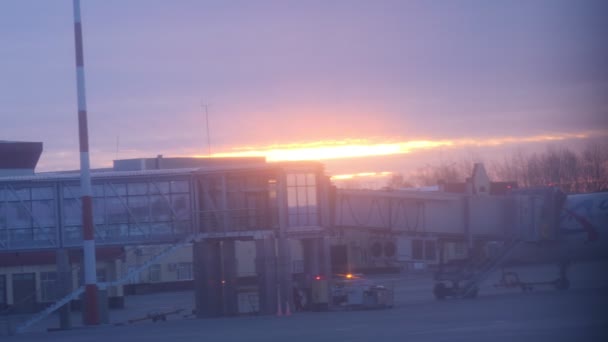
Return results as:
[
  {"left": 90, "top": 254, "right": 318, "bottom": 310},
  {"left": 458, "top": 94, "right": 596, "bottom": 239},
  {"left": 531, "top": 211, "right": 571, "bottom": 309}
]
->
[{"left": 4, "top": 260, "right": 608, "bottom": 341}]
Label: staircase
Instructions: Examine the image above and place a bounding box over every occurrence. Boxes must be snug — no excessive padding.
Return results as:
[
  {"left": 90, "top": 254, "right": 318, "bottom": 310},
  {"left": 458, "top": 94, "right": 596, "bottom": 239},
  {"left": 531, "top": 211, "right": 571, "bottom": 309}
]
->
[
  {"left": 434, "top": 238, "right": 522, "bottom": 299},
  {"left": 101, "top": 233, "right": 199, "bottom": 288},
  {"left": 461, "top": 238, "right": 521, "bottom": 297},
  {"left": 14, "top": 233, "right": 200, "bottom": 334}
]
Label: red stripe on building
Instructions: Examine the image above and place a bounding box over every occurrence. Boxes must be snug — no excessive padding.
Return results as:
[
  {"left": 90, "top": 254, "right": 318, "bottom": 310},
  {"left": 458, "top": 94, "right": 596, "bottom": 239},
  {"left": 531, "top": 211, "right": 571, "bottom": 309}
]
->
[{"left": 78, "top": 110, "right": 89, "bottom": 152}]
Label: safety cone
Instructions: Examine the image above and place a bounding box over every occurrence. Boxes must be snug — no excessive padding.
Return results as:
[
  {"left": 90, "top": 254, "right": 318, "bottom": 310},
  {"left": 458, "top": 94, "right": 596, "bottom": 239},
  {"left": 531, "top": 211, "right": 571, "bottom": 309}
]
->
[
  {"left": 284, "top": 302, "right": 292, "bottom": 317},
  {"left": 276, "top": 291, "right": 283, "bottom": 317}
]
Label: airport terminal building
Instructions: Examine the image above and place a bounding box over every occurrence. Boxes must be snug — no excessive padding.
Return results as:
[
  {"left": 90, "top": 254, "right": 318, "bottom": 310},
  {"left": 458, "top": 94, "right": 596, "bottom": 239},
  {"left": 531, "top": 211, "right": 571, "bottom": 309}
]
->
[{"left": 2, "top": 141, "right": 549, "bottom": 321}]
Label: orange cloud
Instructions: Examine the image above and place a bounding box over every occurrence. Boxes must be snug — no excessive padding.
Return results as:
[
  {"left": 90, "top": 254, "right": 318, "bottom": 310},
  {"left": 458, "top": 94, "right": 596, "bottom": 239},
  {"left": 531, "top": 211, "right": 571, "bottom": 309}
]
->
[{"left": 196, "top": 131, "right": 600, "bottom": 162}]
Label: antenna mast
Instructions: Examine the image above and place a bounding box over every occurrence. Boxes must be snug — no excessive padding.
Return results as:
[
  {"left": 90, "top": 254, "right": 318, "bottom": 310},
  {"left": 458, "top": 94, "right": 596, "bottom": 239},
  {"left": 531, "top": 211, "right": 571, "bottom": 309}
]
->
[
  {"left": 203, "top": 102, "right": 211, "bottom": 156},
  {"left": 72, "top": 0, "right": 99, "bottom": 325}
]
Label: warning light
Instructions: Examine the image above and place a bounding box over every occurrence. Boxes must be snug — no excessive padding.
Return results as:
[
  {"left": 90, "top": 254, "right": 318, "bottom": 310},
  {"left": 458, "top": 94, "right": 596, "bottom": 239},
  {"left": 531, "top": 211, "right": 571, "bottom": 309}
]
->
[
  {"left": 346, "top": 273, "right": 353, "bottom": 279},
  {"left": 314, "top": 275, "right": 322, "bottom": 281},
  {"left": 221, "top": 280, "right": 226, "bottom": 284}
]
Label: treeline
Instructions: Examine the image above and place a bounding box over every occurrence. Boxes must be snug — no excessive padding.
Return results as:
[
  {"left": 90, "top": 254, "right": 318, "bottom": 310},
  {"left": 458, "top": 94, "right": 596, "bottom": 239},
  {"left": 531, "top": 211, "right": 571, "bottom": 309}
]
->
[{"left": 390, "top": 141, "right": 608, "bottom": 194}]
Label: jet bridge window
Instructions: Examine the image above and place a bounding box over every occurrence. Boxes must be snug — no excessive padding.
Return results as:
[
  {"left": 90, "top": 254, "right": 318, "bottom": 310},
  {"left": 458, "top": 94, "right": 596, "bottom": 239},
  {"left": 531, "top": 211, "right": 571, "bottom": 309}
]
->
[
  {"left": 0, "top": 186, "right": 57, "bottom": 246},
  {"left": 61, "top": 179, "right": 191, "bottom": 244},
  {"left": 287, "top": 173, "right": 318, "bottom": 227}
]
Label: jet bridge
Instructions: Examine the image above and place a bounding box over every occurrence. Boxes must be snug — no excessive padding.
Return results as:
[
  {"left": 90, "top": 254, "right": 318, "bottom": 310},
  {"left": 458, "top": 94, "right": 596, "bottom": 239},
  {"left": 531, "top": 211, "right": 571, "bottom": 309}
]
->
[
  {"left": 335, "top": 189, "right": 516, "bottom": 240},
  {"left": 334, "top": 186, "right": 567, "bottom": 299}
]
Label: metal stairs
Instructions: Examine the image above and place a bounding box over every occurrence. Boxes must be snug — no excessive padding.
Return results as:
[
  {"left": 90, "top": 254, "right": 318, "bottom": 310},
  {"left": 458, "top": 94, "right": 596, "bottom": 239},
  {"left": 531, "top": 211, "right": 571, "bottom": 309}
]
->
[
  {"left": 434, "top": 238, "right": 522, "bottom": 299},
  {"left": 101, "top": 233, "right": 200, "bottom": 288},
  {"left": 461, "top": 238, "right": 522, "bottom": 297},
  {"left": 14, "top": 233, "right": 201, "bottom": 334}
]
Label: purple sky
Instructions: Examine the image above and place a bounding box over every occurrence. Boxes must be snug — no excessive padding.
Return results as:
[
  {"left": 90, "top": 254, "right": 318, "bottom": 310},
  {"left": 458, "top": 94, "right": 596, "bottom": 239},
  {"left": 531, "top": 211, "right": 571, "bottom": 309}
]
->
[{"left": 1, "top": 0, "right": 607, "bottom": 175}]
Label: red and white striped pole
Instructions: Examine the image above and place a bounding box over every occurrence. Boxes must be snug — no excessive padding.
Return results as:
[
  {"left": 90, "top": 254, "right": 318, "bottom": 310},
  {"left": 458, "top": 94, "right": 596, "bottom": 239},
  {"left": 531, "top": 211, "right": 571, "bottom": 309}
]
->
[{"left": 72, "top": 0, "right": 99, "bottom": 325}]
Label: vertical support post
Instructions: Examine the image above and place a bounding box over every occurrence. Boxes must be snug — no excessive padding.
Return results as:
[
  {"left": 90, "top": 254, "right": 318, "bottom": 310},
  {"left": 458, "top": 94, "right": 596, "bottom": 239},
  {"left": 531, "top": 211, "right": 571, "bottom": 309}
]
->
[
  {"left": 302, "top": 238, "right": 320, "bottom": 283},
  {"left": 438, "top": 239, "right": 445, "bottom": 275},
  {"left": 318, "top": 175, "right": 332, "bottom": 228},
  {"left": 255, "top": 237, "right": 277, "bottom": 314},
  {"left": 321, "top": 236, "right": 332, "bottom": 308},
  {"left": 56, "top": 249, "right": 72, "bottom": 330},
  {"left": 113, "top": 259, "right": 124, "bottom": 308},
  {"left": 72, "top": 0, "right": 98, "bottom": 326},
  {"left": 463, "top": 196, "right": 473, "bottom": 257},
  {"left": 193, "top": 240, "right": 222, "bottom": 318},
  {"left": 192, "top": 176, "right": 201, "bottom": 234},
  {"left": 302, "top": 237, "right": 321, "bottom": 309},
  {"left": 221, "top": 175, "right": 229, "bottom": 232},
  {"left": 221, "top": 240, "right": 238, "bottom": 316},
  {"left": 278, "top": 237, "right": 293, "bottom": 312},
  {"left": 276, "top": 171, "right": 292, "bottom": 312}
]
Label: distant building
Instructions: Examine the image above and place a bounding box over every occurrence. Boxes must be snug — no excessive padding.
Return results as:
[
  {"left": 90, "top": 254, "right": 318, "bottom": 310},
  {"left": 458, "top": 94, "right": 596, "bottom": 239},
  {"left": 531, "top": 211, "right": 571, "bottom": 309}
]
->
[
  {"left": 0, "top": 144, "right": 328, "bottom": 313},
  {"left": 439, "top": 163, "right": 518, "bottom": 195},
  {"left": 0, "top": 141, "right": 42, "bottom": 177}
]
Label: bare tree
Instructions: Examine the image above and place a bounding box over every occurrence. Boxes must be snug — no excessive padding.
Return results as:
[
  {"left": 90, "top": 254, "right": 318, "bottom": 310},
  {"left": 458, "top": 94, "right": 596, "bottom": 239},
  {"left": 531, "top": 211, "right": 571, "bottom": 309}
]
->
[
  {"left": 489, "top": 148, "right": 528, "bottom": 186},
  {"left": 580, "top": 141, "right": 608, "bottom": 192},
  {"left": 488, "top": 143, "right": 607, "bottom": 193},
  {"left": 408, "top": 162, "right": 464, "bottom": 187},
  {"left": 387, "top": 142, "right": 608, "bottom": 193},
  {"left": 386, "top": 173, "right": 415, "bottom": 189}
]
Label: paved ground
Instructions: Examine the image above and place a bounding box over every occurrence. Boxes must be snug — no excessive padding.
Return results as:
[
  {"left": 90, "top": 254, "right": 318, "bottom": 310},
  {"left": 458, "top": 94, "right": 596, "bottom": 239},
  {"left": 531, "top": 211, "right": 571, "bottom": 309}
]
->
[
  {"left": 7, "top": 288, "right": 608, "bottom": 342},
  {"left": 4, "top": 260, "right": 608, "bottom": 341}
]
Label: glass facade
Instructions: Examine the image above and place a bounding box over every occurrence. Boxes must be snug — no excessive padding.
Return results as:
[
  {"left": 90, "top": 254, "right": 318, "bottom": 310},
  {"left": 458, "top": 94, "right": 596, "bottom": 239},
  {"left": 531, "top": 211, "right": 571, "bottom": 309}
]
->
[
  {"left": 62, "top": 179, "right": 192, "bottom": 245},
  {"left": 198, "top": 173, "right": 279, "bottom": 232},
  {"left": 287, "top": 173, "right": 318, "bottom": 227},
  {"left": 0, "top": 165, "right": 321, "bottom": 250},
  {"left": 0, "top": 177, "right": 193, "bottom": 249},
  {"left": 0, "top": 185, "right": 58, "bottom": 248}
]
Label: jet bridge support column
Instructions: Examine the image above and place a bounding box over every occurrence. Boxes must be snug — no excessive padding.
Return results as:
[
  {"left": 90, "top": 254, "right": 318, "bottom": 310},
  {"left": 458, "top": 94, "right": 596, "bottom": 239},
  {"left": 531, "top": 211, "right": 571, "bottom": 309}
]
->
[
  {"left": 221, "top": 240, "right": 239, "bottom": 316},
  {"left": 194, "top": 240, "right": 222, "bottom": 318},
  {"left": 463, "top": 196, "right": 473, "bottom": 256},
  {"left": 303, "top": 238, "right": 321, "bottom": 283},
  {"left": 303, "top": 237, "right": 330, "bottom": 309},
  {"left": 255, "top": 237, "right": 278, "bottom": 314},
  {"left": 321, "top": 236, "right": 332, "bottom": 281},
  {"left": 277, "top": 235, "right": 293, "bottom": 314},
  {"left": 56, "top": 249, "right": 72, "bottom": 330},
  {"left": 275, "top": 171, "right": 293, "bottom": 314}
]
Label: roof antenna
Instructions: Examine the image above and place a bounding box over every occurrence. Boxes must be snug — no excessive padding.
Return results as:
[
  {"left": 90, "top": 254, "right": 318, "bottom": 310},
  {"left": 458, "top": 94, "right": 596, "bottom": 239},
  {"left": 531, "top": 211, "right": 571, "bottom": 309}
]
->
[{"left": 202, "top": 101, "right": 212, "bottom": 156}]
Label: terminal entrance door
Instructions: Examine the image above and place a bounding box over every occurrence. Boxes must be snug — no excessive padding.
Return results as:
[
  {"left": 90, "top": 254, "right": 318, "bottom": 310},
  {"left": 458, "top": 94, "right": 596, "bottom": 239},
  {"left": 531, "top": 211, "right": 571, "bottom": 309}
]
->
[
  {"left": 0, "top": 275, "right": 6, "bottom": 310},
  {"left": 12, "top": 273, "right": 36, "bottom": 313}
]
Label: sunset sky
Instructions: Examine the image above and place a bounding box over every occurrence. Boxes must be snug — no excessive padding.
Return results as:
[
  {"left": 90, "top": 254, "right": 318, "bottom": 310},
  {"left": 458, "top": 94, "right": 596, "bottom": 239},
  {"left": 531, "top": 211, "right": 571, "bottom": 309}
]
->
[{"left": 1, "top": 1, "right": 607, "bottom": 182}]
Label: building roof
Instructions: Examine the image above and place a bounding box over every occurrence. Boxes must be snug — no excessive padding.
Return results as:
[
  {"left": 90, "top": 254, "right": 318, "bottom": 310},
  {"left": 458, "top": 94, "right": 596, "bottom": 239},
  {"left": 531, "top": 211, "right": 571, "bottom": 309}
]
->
[
  {"left": 0, "top": 141, "right": 42, "bottom": 170},
  {"left": 0, "top": 160, "right": 323, "bottom": 183}
]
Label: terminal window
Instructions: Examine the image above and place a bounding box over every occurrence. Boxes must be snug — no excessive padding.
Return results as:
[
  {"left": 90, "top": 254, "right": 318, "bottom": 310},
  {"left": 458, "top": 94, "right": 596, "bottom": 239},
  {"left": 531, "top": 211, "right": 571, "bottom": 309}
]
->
[
  {"left": 177, "top": 262, "right": 193, "bottom": 280},
  {"left": 286, "top": 173, "right": 318, "bottom": 227}
]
